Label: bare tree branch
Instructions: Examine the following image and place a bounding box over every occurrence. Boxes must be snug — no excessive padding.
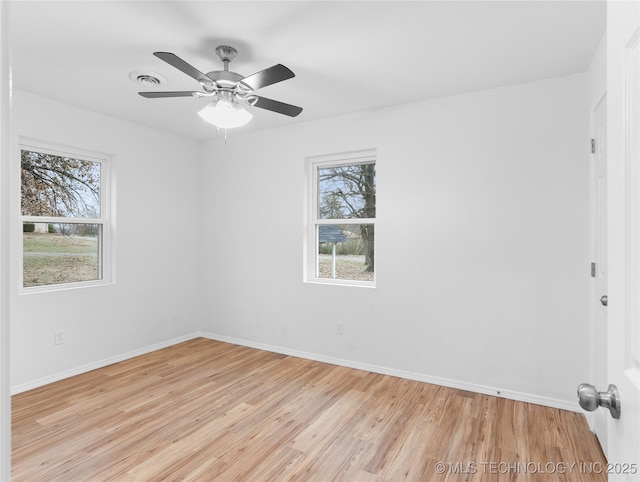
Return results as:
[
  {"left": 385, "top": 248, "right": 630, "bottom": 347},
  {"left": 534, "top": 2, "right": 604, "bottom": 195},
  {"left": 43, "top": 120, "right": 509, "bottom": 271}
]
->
[
  {"left": 318, "top": 163, "right": 376, "bottom": 271},
  {"left": 21, "top": 150, "right": 100, "bottom": 218}
]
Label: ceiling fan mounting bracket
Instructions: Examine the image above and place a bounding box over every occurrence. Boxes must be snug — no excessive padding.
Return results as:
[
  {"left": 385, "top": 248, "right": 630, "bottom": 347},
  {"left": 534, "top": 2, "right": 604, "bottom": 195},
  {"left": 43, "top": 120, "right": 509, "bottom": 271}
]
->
[
  {"left": 215, "top": 45, "right": 238, "bottom": 73},
  {"left": 215, "top": 45, "right": 238, "bottom": 63}
]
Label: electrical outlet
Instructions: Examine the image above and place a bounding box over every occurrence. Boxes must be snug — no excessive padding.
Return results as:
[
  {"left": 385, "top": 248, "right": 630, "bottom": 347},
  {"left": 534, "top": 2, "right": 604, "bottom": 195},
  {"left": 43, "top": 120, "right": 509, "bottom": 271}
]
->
[
  {"left": 54, "top": 330, "right": 64, "bottom": 345},
  {"left": 336, "top": 322, "right": 344, "bottom": 335}
]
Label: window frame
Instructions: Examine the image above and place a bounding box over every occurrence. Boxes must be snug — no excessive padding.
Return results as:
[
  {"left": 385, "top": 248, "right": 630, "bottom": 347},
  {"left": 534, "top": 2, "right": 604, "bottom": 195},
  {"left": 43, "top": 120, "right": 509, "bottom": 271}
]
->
[
  {"left": 305, "top": 149, "right": 376, "bottom": 288},
  {"left": 19, "top": 140, "right": 112, "bottom": 293}
]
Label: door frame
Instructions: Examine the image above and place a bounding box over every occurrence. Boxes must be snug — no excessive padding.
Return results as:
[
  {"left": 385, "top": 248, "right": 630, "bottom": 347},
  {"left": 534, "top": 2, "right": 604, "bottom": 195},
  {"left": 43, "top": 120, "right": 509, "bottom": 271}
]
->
[{"left": 588, "top": 91, "right": 608, "bottom": 455}]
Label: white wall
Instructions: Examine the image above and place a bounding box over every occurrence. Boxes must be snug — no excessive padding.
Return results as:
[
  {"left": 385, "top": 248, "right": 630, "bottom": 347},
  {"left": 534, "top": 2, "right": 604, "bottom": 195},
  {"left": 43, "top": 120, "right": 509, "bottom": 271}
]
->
[
  {"left": 588, "top": 33, "right": 607, "bottom": 110},
  {"left": 0, "top": 2, "right": 12, "bottom": 478},
  {"left": 10, "top": 90, "right": 202, "bottom": 390},
  {"left": 200, "top": 74, "right": 590, "bottom": 410},
  {"left": 9, "top": 73, "right": 590, "bottom": 410}
]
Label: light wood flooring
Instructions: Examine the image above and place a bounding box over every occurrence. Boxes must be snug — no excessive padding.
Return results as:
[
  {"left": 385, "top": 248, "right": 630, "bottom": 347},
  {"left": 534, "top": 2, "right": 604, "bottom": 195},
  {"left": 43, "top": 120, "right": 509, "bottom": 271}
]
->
[{"left": 12, "top": 338, "right": 606, "bottom": 481}]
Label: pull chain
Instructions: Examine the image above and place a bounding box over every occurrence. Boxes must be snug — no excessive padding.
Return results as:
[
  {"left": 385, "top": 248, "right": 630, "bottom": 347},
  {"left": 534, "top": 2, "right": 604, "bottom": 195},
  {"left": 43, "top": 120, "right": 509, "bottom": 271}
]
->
[{"left": 215, "top": 126, "right": 228, "bottom": 144}]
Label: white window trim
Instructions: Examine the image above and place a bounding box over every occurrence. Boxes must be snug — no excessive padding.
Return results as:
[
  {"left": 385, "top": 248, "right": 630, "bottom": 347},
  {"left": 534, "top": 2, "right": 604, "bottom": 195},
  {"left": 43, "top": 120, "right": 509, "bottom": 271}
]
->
[
  {"left": 304, "top": 149, "right": 376, "bottom": 288},
  {"left": 19, "top": 140, "right": 113, "bottom": 293}
]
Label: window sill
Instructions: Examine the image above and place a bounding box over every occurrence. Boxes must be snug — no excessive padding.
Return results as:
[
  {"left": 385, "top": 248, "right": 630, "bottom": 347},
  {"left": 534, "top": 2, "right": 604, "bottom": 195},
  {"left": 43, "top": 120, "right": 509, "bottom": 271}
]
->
[
  {"left": 304, "top": 279, "right": 376, "bottom": 289},
  {"left": 20, "top": 279, "right": 114, "bottom": 295}
]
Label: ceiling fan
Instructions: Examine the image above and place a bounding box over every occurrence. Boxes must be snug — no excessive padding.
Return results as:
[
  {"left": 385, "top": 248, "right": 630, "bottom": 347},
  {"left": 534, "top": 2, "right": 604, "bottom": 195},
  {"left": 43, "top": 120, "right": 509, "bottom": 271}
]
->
[{"left": 139, "top": 45, "right": 303, "bottom": 129}]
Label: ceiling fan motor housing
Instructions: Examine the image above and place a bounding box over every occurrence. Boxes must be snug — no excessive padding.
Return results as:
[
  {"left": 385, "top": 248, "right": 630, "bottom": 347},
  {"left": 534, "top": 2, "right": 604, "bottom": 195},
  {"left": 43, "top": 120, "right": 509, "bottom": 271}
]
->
[{"left": 206, "top": 70, "right": 246, "bottom": 91}]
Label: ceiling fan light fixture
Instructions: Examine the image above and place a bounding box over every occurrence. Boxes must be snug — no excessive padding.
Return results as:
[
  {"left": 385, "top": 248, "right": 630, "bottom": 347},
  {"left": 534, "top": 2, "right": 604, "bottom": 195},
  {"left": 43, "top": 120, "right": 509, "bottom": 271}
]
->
[{"left": 197, "top": 95, "right": 253, "bottom": 129}]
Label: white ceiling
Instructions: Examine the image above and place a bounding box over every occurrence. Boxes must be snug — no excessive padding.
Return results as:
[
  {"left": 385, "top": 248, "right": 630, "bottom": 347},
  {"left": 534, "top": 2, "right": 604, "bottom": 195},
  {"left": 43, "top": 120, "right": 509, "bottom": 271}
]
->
[{"left": 8, "top": 1, "right": 605, "bottom": 141}]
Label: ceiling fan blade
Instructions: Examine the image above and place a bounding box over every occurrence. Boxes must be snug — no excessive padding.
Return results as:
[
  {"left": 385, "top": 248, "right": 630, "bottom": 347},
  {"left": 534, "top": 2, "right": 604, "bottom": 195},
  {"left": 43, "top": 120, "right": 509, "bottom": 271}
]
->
[
  {"left": 153, "top": 52, "right": 214, "bottom": 87},
  {"left": 138, "top": 91, "right": 201, "bottom": 98},
  {"left": 240, "top": 64, "right": 295, "bottom": 90},
  {"left": 250, "top": 96, "right": 303, "bottom": 117}
]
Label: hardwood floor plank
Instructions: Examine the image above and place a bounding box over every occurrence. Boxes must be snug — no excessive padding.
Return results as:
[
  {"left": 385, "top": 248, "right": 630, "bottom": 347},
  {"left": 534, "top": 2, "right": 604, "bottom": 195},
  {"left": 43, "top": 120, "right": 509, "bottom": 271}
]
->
[{"left": 12, "top": 338, "right": 606, "bottom": 481}]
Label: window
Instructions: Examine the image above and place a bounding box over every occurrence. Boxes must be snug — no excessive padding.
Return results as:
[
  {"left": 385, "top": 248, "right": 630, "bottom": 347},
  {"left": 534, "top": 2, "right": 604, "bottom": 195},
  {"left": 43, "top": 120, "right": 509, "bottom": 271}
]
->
[
  {"left": 306, "top": 150, "right": 376, "bottom": 286},
  {"left": 20, "top": 142, "right": 111, "bottom": 290}
]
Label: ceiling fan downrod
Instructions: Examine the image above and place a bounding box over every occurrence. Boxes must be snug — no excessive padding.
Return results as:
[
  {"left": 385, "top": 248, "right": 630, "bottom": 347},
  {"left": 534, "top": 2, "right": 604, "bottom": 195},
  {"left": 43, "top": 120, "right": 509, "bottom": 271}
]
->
[{"left": 215, "top": 45, "right": 237, "bottom": 72}]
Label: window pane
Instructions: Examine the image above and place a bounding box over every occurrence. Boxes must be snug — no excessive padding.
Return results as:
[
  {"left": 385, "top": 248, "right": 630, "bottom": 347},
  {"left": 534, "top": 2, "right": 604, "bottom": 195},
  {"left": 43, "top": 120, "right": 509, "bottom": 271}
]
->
[
  {"left": 23, "top": 222, "right": 102, "bottom": 287},
  {"left": 317, "top": 224, "right": 374, "bottom": 282},
  {"left": 318, "top": 163, "right": 376, "bottom": 219},
  {"left": 21, "top": 150, "right": 101, "bottom": 218}
]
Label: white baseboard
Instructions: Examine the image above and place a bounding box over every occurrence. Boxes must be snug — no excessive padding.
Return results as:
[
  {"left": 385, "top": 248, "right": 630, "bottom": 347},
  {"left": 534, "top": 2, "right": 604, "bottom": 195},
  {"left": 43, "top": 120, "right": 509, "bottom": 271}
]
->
[
  {"left": 200, "top": 331, "right": 580, "bottom": 413},
  {"left": 10, "top": 333, "right": 200, "bottom": 395},
  {"left": 11, "top": 331, "right": 580, "bottom": 414}
]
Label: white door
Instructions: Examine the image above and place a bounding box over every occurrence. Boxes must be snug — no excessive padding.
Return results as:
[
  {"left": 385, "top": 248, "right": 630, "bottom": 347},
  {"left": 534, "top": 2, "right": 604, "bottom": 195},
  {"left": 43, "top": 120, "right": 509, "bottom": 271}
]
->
[
  {"left": 607, "top": 1, "right": 640, "bottom": 478},
  {"left": 591, "top": 94, "right": 609, "bottom": 455}
]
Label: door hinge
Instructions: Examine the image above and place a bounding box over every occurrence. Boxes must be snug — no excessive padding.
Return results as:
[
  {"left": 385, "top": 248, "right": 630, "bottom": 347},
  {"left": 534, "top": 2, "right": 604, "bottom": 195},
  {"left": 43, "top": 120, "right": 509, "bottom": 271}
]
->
[
  {"left": 591, "top": 138, "right": 596, "bottom": 154},
  {"left": 591, "top": 262, "right": 596, "bottom": 277}
]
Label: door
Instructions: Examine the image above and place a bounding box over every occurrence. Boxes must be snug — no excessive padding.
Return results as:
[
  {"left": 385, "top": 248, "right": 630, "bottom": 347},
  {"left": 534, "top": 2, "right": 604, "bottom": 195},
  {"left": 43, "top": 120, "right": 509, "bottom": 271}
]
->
[
  {"left": 591, "top": 94, "right": 609, "bottom": 455},
  {"left": 607, "top": 1, "right": 640, "bottom": 478}
]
